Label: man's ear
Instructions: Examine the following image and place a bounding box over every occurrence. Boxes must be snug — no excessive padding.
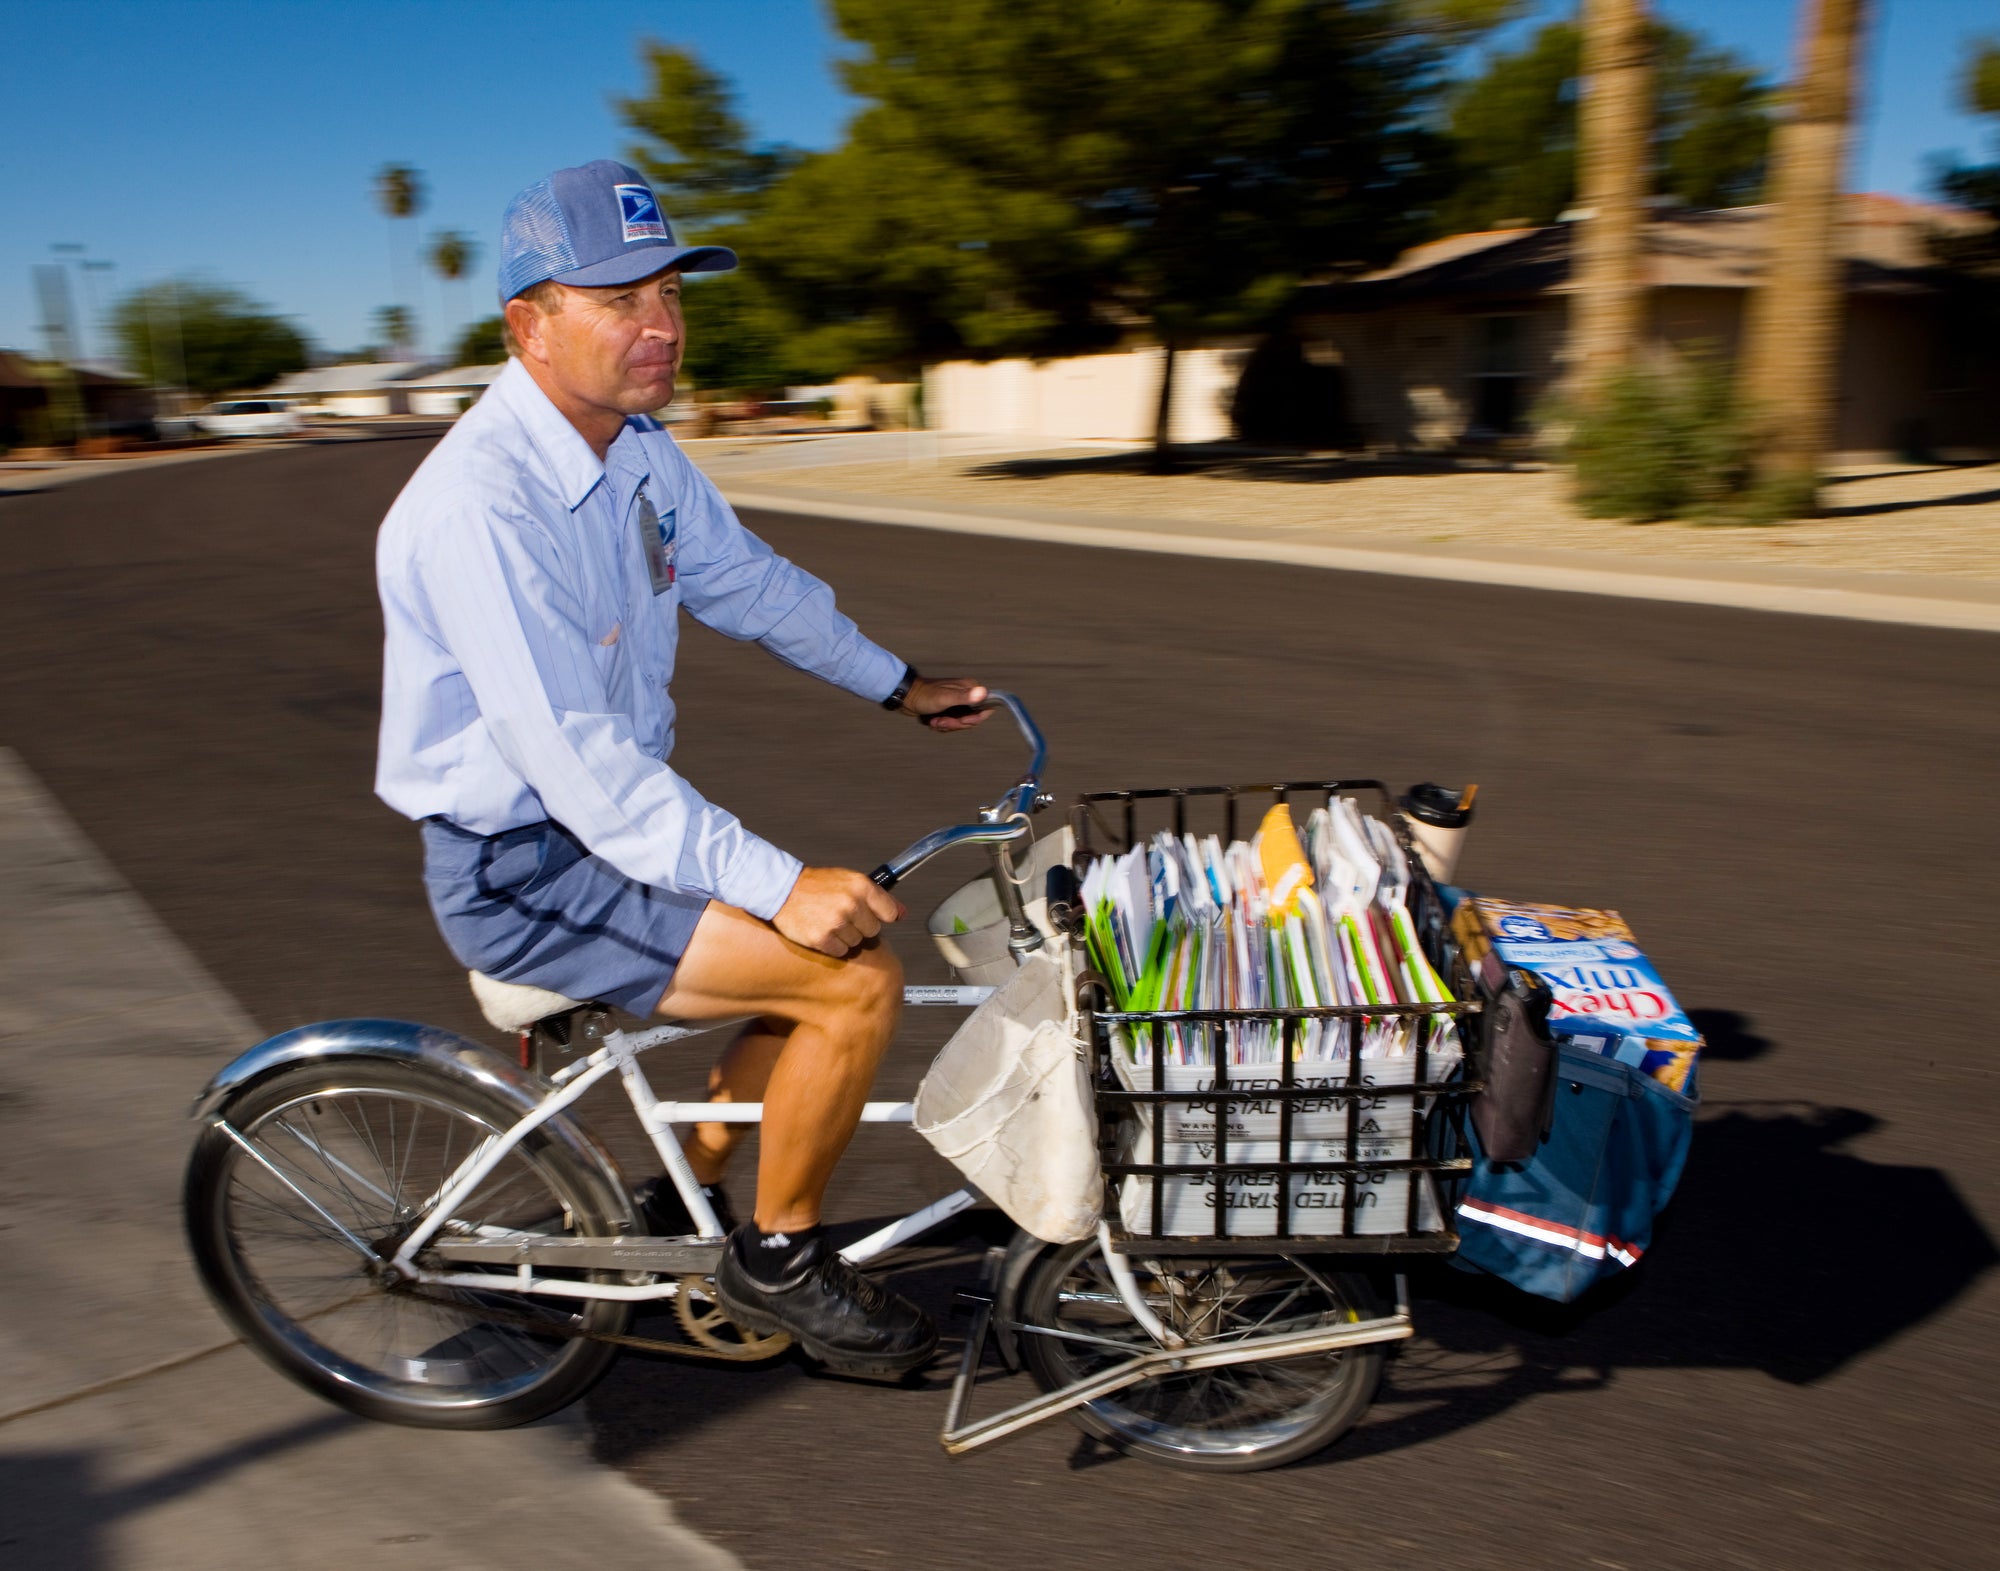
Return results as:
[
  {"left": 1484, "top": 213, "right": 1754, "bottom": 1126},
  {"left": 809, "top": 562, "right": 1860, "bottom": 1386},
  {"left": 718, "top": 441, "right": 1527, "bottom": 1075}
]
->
[{"left": 504, "top": 297, "right": 548, "bottom": 365}]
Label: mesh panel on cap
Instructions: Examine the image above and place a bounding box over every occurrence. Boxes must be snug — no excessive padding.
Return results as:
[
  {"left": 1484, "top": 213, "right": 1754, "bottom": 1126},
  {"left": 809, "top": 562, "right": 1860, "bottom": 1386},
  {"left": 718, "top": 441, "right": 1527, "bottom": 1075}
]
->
[{"left": 498, "top": 178, "right": 576, "bottom": 301}]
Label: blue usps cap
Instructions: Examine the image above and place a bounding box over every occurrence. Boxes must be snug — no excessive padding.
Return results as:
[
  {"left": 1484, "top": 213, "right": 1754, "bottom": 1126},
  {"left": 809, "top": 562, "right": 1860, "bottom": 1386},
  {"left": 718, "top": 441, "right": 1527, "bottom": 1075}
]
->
[{"left": 497, "top": 159, "right": 737, "bottom": 303}]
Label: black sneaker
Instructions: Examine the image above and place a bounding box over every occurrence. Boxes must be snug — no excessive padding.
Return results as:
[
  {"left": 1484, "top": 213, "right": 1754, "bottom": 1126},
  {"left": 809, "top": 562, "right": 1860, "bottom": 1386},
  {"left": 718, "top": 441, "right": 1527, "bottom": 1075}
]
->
[
  {"left": 634, "top": 1176, "right": 739, "bottom": 1238},
  {"left": 714, "top": 1229, "right": 938, "bottom": 1377}
]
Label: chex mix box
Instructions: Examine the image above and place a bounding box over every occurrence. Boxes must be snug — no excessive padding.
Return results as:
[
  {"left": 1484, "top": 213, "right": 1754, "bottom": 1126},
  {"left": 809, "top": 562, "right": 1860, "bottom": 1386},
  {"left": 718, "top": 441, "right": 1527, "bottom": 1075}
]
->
[{"left": 1450, "top": 898, "right": 1702, "bottom": 1093}]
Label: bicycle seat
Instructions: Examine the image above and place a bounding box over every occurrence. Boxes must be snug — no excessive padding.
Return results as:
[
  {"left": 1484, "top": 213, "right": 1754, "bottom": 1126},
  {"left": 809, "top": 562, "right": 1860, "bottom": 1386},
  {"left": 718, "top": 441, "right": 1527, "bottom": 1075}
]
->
[{"left": 468, "top": 970, "right": 590, "bottom": 1033}]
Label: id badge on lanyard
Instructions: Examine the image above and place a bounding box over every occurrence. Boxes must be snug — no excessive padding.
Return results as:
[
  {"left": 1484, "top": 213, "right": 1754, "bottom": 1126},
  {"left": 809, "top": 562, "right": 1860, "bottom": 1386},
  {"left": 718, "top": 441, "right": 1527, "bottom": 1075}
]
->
[{"left": 634, "top": 486, "right": 676, "bottom": 595}]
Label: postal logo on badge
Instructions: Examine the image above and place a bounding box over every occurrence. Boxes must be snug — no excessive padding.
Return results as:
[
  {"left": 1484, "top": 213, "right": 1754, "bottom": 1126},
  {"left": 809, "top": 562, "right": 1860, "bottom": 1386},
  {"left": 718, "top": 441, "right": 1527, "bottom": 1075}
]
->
[{"left": 615, "top": 184, "right": 670, "bottom": 243}]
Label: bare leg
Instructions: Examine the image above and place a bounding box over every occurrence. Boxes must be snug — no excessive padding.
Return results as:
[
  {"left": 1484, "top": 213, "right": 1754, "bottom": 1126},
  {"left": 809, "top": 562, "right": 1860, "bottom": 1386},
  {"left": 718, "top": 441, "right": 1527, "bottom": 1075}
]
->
[
  {"left": 656, "top": 901, "right": 902, "bottom": 1233},
  {"left": 684, "top": 1018, "right": 790, "bottom": 1185}
]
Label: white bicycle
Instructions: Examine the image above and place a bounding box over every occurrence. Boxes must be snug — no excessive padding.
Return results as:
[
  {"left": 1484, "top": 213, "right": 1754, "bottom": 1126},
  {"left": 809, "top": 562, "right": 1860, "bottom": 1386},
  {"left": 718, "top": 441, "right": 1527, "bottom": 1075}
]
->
[{"left": 183, "top": 695, "right": 1442, "bottom": 1471}]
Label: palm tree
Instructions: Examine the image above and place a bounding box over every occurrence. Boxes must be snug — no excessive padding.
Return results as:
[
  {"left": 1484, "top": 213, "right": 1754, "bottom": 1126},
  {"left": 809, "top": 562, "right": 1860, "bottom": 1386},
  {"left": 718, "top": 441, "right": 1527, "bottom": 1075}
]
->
[
  {"left": 1739, "top": 0, "right": 1872, "bottom": 512},
  {"left": 373, "top": 163, "right": 426, "bottom": 359},
  {"left": 374, "top": 306, "right": 414, "bottom": 362},
  {"left": 427, "top": 230, "right": 478, "bottom": 365},
  {"left": 1570, "top": 0, "right": 1653, "bottom": 398}
]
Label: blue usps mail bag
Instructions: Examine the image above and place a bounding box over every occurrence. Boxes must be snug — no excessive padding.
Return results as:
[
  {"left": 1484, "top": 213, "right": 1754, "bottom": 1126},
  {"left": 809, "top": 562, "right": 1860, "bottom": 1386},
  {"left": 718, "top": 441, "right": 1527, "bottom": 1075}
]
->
[{"left": 1452, "top": 1040, "right": 1697, "bottom": 1302}]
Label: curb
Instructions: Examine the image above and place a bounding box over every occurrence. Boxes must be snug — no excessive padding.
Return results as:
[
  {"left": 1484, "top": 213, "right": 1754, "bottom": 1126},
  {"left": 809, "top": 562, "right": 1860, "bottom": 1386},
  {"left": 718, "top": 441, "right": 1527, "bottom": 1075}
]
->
[{"left": 720, "top": 485, "right": 2000, "bottom": 635}]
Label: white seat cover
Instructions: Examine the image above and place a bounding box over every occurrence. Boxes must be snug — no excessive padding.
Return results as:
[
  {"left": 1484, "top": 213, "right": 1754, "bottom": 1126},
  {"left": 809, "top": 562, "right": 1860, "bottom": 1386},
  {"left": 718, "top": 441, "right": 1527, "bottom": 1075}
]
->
[{"left": 468, "top": 970, "right": 587, "bottom": 1033}]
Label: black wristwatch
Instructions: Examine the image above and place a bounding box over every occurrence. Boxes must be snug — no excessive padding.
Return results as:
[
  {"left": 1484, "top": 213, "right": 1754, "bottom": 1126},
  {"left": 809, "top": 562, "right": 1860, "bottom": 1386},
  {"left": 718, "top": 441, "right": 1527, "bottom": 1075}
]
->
[{"left": 881, "top": 663, "right": 920, "bottom": 713}]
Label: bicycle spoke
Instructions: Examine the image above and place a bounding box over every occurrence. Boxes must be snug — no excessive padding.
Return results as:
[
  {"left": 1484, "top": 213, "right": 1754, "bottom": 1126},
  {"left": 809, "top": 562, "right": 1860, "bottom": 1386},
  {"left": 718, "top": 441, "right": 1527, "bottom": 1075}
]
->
[{"left": 220, "top": 1084, "right": 603, "bottom": 1409}]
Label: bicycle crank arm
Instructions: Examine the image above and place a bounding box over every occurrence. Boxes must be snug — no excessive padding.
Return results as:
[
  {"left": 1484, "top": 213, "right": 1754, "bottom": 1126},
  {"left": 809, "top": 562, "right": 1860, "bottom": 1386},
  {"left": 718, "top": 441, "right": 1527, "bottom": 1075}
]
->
[
  {"left": 429, "top": 1234, "right": 726, "bottom": 1273},
  {"left": 939, "top": 1311, "right": 1416, "bottom": 1457}
]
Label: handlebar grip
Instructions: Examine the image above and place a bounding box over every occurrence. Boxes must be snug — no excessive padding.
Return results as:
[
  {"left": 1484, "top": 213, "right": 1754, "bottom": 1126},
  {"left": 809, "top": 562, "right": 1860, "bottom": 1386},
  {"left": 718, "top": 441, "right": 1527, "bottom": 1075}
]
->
[
  {"left": 870, "top": 864, "right": 899, "bottom": 890},
  {"left": 921, "top": 703, "right": 985, "bottom": 723}
]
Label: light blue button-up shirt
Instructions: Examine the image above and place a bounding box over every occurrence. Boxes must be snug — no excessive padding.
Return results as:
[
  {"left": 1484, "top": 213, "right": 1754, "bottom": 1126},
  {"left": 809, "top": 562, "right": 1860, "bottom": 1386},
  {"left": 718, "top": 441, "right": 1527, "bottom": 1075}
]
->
[{"left": 375, "top": 359, "right": 904, "bottom": 921}]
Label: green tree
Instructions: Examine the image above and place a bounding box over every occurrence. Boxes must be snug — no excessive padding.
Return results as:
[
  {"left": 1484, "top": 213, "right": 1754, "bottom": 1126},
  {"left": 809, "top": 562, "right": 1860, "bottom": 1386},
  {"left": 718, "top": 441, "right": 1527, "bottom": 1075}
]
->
[
  {"left": 428, "top": 230, "right": 479, "bottom": 364},
  {"left": 615, "top": 41, "right": 802, "bottom": 231},
  {"left": 427, "top": 229, "right": 475, "bottom": 284},
  {"left": 110, "top": 281, "right": 309, "bottom": 395},
  {"left": 1932, "top": 37, "right": 2000, "bottom": 271},
  {"left": 1923, "top": 37, "right": 2000, "bottom": 400},
  {"left": 453, "top": 315, "right": 508, "bottom": 366},
  {"left": 617, "top": 39, "right": 818, "bottom": 389},
  {"left": 770, "top": 0, "right": 1454, "bottom": 463},
  {"left": 679, "top": 277, "right": 794, "bottom": 393},
  {"left": 374, "top": 163, "right": 426, "bottom": 356},
  {"left": 1438, "top": 19, "right": 1773, "bottom": 233},
  {"left": 374, "top": 306, "right": 414, "bottom": 358}
]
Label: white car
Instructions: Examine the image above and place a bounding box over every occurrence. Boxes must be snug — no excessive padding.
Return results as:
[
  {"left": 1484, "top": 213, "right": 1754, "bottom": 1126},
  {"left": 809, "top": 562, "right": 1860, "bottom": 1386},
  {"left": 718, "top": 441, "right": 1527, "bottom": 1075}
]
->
[{"left": 194, "top": 399, "right": 302, "bottom": 439}]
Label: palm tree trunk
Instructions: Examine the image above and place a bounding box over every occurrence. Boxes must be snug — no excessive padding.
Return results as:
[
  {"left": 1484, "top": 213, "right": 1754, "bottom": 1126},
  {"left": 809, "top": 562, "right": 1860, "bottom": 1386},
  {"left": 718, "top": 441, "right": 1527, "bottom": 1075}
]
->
[
  {"left": 1740, "top": 0, "right": 1872, "bottom": 510},
  {"left": 1571, "top": 0, "right": 1653, "bottom": 399},
  {"left": 1150, "top": 337, "right": 1178, "bottom": 473}
]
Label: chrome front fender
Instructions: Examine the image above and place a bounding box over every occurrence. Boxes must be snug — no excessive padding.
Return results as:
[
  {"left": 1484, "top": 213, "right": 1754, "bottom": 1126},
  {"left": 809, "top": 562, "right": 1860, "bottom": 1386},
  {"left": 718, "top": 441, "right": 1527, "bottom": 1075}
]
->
[{"left": 189, "top": 1018, "right": 636, "bottom": 1230}]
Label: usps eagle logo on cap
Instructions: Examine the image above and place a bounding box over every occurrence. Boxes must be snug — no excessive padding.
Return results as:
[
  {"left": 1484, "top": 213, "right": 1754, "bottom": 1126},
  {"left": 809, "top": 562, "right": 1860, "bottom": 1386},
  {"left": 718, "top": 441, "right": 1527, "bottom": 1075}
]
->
[{"left": 615, "top": 183, "right": 670, "bottom": 243}]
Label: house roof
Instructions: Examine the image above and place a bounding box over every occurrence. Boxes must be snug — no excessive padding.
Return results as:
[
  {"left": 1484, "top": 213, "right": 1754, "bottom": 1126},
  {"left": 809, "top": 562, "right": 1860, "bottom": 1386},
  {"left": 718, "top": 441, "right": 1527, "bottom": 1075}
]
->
[
  {"left": 0, "top": 351, "right": 140, "bottom": 389},
  {"left": 0, "top": 351, "right": 46, "bottom": 389},
  {"left": 1303, "top": 193, "right": 1987, "bottom": 311},
  {"left": 264, "top": 361, "right": 430, "bottom": 395},
  {"left": 399, "top": 362, "right": 507, "bottom": 389}
]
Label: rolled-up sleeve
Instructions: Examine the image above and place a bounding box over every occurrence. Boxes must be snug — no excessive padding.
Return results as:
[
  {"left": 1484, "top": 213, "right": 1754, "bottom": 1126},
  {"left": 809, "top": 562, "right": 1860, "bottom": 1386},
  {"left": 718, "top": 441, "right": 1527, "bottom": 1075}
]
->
[
  {"left": 419, "top": 490, "right": 802, "bottom": 919},
  {"left": 668, "top": 455, "right": 905, "bottom": 703}
]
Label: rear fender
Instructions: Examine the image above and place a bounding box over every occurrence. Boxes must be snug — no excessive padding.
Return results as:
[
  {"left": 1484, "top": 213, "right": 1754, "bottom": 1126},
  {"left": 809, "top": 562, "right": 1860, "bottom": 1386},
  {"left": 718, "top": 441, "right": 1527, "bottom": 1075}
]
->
[
  {"left": 990, "top": 1227, "right": 1056, "bottom": 1371},
  {"left": 189, "top": 1018, "right": 636, "bottom": 1232}
]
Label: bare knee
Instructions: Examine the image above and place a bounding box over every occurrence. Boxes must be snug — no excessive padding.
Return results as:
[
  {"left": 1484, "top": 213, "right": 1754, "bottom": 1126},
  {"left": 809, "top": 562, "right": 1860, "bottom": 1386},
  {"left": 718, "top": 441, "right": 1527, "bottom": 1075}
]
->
[
  {"left": 797, "top": 941, "right": 901, "bottom": 1036},
  {"left": 845, "top": 941, "right": 903, "bottom": 1023}
]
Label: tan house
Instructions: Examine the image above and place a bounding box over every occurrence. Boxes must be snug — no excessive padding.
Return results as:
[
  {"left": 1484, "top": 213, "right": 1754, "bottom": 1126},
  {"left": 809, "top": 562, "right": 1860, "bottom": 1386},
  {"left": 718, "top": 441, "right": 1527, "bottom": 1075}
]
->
[{"left": 1293, "top": 194, "right": 1998, "bottom": 461}]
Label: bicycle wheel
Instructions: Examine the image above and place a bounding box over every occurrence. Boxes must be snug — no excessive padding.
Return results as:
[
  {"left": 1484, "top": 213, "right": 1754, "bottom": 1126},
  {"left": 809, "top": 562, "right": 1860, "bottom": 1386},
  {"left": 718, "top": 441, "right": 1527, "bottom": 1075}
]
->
[
  {"left": 1015, "top": 1239, "right": 1385, "bottom": 1472},
  {"left": 186, "top": 1058, "right": 630, "bottom": 1429}
]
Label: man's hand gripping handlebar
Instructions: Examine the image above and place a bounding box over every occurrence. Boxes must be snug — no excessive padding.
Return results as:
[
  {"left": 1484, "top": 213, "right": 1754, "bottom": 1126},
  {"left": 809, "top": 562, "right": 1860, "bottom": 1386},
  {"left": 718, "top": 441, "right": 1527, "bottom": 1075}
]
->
[{"left": 768, "top": 693, "right": 1047, "bottom": 959}]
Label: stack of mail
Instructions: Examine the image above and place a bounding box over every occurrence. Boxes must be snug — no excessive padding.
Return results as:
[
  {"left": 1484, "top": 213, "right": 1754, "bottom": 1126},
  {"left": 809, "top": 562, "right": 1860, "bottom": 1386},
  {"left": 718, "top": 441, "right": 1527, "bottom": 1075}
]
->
[
  {"left": 1080, "top": 799, "right": 1456, "bottom": 1063},
  {"left": 1081, "top": 800, "right": 1462, "bottom": 1236}
]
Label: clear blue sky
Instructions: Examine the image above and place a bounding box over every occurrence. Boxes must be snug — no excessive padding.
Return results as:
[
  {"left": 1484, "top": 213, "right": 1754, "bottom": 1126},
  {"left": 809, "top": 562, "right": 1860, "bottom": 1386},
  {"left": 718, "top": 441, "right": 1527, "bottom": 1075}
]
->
[{"left": 3, "top": 0, "right": 1993, "bottom": 364}]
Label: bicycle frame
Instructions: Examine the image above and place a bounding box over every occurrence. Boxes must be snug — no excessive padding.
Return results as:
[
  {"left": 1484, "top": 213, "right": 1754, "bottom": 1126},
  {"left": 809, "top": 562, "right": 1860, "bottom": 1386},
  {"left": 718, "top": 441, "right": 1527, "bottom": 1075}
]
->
[
  {"left": 383, "top": 1006, "right": 988, "bottom": 1304},
  {"left": 191, "top": 689, "right": 1428, "bottom": 1458}
]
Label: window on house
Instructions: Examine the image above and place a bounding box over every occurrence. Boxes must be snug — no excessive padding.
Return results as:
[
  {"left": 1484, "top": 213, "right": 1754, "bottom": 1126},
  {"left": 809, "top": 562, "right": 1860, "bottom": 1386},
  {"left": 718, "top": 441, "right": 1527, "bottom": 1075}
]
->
[{"left": 1469, "top": 314, "right": 1530, "bottom": 435}]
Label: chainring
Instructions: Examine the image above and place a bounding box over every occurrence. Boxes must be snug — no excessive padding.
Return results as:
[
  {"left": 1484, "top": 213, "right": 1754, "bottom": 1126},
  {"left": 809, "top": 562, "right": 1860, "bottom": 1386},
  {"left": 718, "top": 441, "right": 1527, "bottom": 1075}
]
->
[{"left": 672, "top": 1275, "right": 793, "bottom": 1360}]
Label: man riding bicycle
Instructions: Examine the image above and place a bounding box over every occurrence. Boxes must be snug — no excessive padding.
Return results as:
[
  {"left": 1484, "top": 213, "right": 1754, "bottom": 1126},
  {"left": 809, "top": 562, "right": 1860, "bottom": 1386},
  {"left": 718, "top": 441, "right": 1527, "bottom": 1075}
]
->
[{"left": 374, "top": 159, "right": 987, "bottom": 1376}]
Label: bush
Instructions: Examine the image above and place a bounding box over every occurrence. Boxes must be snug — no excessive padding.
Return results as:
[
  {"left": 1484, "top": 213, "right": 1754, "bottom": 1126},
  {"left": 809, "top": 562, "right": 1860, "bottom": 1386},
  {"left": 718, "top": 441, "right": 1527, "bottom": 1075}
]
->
[{"left": 1561, "top": 360, "right": 1772, "bottom": 523}]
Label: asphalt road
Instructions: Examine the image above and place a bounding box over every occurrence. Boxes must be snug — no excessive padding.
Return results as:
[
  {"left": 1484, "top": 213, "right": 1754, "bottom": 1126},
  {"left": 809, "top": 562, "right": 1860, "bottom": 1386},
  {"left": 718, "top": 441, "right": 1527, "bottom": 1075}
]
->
[{"left": 3, "top": 438, "right": 1996, "bottom": 1571}]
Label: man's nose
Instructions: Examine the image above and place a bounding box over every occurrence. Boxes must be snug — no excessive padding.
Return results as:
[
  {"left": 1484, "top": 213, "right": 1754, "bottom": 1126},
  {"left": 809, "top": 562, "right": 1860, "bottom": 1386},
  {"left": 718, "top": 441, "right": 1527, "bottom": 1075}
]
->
[{"left": 640, "top": 298, "right": 679, "bottom": 340}]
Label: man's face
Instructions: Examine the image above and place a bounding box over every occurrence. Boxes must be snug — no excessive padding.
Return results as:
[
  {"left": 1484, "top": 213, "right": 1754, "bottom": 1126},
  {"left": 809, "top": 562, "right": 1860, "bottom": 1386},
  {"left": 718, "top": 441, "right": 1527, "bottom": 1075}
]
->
[{"left": 520, "top": 268, "right": 685, "bottom": 417}]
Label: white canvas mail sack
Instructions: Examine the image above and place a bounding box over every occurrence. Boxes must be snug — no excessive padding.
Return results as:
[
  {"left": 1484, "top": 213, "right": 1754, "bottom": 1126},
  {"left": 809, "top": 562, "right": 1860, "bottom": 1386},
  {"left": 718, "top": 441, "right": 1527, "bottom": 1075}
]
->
[{"left": 914, "top": 950, "right": 1102, "bottom": 1244}]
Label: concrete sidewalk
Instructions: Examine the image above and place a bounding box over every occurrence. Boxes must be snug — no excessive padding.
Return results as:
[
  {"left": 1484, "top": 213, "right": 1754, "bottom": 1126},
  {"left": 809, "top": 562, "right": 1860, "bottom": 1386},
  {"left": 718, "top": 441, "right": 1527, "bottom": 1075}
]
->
[
  {"left": 718, "top": 477, "right": 2000, "bottom": 635},
  {"left": 0, "top": 749, "right": 739, "bottom": 1571}
]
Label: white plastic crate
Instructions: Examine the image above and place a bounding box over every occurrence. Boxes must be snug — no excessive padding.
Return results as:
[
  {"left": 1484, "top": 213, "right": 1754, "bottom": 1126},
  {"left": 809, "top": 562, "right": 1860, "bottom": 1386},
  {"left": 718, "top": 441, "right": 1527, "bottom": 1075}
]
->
[{"left": 1110, "top": 1042, "right": 1462, "bottom": 1237}]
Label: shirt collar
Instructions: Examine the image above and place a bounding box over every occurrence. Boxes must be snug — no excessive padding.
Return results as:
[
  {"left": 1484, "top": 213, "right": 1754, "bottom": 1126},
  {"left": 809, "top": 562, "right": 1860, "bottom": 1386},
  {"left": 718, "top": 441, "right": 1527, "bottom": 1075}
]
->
[{"left": 490, "top": 358, "right": 622, "bottom": 512}]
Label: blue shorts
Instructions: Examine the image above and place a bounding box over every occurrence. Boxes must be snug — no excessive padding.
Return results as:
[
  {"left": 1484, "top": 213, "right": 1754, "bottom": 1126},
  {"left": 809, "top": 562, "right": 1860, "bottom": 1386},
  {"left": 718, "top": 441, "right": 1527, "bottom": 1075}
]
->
[{"left": 420, "top": 818, "right": 710, "bottom": 1017}]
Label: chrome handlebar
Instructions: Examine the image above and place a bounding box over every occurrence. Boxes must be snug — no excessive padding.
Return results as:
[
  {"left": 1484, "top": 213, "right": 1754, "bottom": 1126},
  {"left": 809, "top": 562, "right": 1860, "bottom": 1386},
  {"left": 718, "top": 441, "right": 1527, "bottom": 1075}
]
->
[{"left": 869, "top": 691, "right": 1048, "bottom": 892}]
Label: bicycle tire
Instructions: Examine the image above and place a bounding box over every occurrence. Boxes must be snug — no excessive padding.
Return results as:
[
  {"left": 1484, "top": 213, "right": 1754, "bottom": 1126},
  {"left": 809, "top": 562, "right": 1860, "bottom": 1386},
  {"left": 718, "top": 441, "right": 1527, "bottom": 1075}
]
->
[
  {"left": 1015, "top": 1238, "right": 1384, "bottom": 1472},
  {"left": 186, "top": 1057, "right": 629, "bottom": 1429}
]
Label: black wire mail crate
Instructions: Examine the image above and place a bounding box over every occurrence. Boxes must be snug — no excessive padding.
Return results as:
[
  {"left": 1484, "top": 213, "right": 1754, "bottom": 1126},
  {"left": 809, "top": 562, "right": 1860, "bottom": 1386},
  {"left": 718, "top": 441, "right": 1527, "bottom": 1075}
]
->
[{"left": 1070, "top": 781, "right": 1483, "bottom": 1256}]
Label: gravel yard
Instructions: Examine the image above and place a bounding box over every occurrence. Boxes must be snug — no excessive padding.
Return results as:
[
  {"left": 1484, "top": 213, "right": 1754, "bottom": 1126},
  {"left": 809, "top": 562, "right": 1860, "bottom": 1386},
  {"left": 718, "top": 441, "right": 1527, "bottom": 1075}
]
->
[{"left": 715, "top": 446, "right": 2000, "bottom": 580}]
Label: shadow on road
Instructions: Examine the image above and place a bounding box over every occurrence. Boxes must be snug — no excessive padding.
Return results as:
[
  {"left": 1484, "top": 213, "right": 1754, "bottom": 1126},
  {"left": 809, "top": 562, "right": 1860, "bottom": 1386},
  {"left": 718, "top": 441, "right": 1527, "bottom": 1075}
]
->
[
  {"left": 1338, "top": 1094, "right": 1999, "bottom": 1467},
  {"left": 0, "top": 1412, "right": 352, "bottom": 1571},
  {"left": 967, "top": 444, "right": 1543, "bottom": 487},
  {"left": 593, "top": 1008, "right": 1998, "bottom": 1475}
]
